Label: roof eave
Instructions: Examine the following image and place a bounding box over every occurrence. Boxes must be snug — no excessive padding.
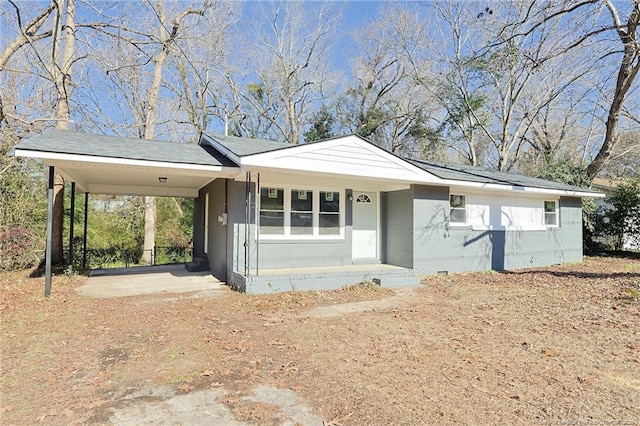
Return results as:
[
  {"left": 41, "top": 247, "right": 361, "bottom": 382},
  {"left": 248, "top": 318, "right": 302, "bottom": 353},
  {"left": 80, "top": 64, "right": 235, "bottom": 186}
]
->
[
  {"left": 13, "top": 148, "right": 238, "bottom": 174},
  {"left": 446, "top": 179, "right": 605, "bottom": 198}
]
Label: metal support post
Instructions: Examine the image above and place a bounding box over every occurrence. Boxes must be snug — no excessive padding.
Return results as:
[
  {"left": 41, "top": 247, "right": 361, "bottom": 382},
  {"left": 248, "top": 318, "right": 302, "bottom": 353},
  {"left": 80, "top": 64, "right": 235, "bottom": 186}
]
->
[
  {"left": 44, "top": 167, "right": 55, "bottom": 297},
  {"left": 68, "top": 182, "right": 76, "bottom": 277},
  {"left": 82, "top": 192, "right": 89, "bottom": 270}
]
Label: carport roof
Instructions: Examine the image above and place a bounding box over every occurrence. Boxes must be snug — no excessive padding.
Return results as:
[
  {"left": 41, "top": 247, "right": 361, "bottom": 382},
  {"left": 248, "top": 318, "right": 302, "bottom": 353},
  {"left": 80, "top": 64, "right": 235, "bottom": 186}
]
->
[{"left": 17, "top": 130, "right": 237, "bottom": 167}]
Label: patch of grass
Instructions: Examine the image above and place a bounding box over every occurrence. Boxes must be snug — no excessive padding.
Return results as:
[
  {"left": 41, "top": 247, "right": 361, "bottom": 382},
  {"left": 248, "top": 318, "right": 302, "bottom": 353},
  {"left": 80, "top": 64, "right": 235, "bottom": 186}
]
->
[{"left": 343, "top": 280, "right": 381, "bottom": 291}]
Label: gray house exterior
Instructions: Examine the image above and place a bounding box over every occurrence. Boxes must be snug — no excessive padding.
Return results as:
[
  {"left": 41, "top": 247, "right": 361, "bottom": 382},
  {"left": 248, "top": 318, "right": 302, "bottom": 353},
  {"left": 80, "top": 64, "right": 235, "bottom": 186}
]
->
[{"left": 14, "top": 130, "right": 602, "bottom": 294}]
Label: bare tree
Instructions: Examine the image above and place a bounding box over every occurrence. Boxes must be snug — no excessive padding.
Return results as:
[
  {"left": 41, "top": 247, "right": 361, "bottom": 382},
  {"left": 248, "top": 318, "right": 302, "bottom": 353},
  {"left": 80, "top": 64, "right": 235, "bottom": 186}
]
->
[
  {"left": 226, "top": 1, "right": 340, "bottom": 143},
  {"left": 82, "top": 1, "right": 211, "bottom": 263},
  {"left": 479, "top": 0, "right": 639, "bottom": 177},
  {"left": 0, "top": 1, "right": 56, "bottom": 72},
  {"left": 586, "top": 0, "right": 640, "bottom": 177}
]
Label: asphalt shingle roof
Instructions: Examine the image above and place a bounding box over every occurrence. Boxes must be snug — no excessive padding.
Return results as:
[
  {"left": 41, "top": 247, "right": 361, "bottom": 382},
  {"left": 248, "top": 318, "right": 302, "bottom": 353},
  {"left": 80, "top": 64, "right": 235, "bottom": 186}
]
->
[
  {"left": 17, "top": 130, "right": 600, "bottom": 194},
  {"left": 205, "top": 133, "right": 599, "bottom": 194},
  {"left": 17, "top": 130, "right": 237, "bottom": 167},
  {"left": 409, "top": 159, "right": 599, "bottom": 194},
  {"left": 203, "top": 133, "right": 292, "bottom": 157}
]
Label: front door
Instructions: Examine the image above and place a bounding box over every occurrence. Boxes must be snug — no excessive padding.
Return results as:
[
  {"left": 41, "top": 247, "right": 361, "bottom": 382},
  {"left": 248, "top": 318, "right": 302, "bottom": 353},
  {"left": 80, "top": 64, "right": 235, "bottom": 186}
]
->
[{"left": 352, "top": 191, "right": 377, "bottom": 260}]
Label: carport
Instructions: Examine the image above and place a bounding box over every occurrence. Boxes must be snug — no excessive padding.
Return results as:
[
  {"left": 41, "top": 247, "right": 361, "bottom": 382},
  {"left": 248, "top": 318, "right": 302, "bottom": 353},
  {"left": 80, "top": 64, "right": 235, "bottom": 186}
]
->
[{"left": 12, "top": 130, "right": 240, "bottom": 296}]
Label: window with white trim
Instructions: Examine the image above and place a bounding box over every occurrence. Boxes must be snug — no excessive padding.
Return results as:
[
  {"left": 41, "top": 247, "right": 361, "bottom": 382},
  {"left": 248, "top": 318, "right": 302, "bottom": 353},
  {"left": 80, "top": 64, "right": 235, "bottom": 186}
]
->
[
  {"left": 544, "top": 200, "right": 558, "bottom": 226},
  {"left": 319, "top": 191, "right": 340, "bottom": 235},
  {"left": 259, "top": 187, "right": 342, "bottom": 238},
  {"left": 449, "top": 194, "right": 467, "bottom": 224},
  {"left": 291, "top": 189, "right": 313, "bottom": 235},
  {"left": 260, "top": 187, "right": 285, "bottom": 234}
]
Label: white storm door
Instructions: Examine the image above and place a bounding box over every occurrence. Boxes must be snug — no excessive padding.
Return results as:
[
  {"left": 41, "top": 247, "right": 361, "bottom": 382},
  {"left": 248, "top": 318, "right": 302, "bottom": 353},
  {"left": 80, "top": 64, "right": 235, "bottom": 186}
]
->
[{"left": 352, "top": 191, "right": 378, "bottom": 259}]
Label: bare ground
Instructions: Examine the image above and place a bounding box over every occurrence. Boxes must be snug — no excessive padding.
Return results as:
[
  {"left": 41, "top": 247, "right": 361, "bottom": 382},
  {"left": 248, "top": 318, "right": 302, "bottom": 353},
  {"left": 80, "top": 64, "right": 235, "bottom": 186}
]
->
[{"left": 1, "top": 256, "right": 639, "bottom": 425}]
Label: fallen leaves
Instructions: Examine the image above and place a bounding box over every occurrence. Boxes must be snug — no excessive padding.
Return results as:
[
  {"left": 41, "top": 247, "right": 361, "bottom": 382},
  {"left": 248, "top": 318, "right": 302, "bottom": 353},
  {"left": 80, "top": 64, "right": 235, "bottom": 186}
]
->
[{"left": 1, "top": 256, "right": 640, "bottom": 425}]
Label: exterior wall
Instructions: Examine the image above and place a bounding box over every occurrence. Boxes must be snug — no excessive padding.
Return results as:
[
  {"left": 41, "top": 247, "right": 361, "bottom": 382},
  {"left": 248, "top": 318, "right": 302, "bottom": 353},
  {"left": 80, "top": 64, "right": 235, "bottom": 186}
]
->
[
  {"left": 413, "top": 185, "right": 583, "bottom": 274},
  {"left": 383, "top": 189, "right": 414, "bottom": 268},
  {"left": 206, "top": 179, "right": 229, "bottom": 280},
  {"left": 227, "top": 179, "right": 253, "bottom": 278},
  {"left": 195, "top": 179, "right": 231, "bottom": 281},
  {"left": 196, "top": 178, "right": 585, "bottom": 291}
]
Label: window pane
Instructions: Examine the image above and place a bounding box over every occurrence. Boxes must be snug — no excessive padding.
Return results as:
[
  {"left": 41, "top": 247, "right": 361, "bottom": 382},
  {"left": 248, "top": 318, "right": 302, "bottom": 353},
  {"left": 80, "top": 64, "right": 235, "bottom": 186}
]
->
[
  {"left": 291, "top": 189, "right": 313, "bottom": 212},
  {"left": 544, "top": 213, "right": 557, "bottom": 226},
  {"left": 260, "top": 188, "right": 283, "bottom": 210},
  {"left": 291, "top": 212, "right": 313, "bottom": 234},
  {"left": 544, "top": 201, "right": 556, "bottom": 213},
  {"left": 320, "top": 192, "right": 340, "bottom": 212},
  {"left": 319, "top": 213, "right": 340, "bottom": 235},
  {"left": 450, "top": 194, "right": 465, "bottom": 208},
  {"left": 450, "top": 208, "right": 466, "bottom": 223},
  {"left": 260, "top": 211, "right": 284, "bottom": 234}
]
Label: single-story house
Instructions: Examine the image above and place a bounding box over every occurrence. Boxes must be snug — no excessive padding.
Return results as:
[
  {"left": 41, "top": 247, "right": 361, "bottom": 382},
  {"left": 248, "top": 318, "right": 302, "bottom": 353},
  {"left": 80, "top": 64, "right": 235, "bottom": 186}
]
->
[{"left": 14, "top": 130, "right": 604, "bottom": 294}]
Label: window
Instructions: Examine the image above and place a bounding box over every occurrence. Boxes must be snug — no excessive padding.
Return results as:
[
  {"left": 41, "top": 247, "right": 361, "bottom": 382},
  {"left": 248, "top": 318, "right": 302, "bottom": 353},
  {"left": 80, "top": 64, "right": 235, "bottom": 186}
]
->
[
  {"left": 259, "top": 187, "right": 342, "bottom": 238},
  {"left": 450, "top": 194, "right": 467, "bottom": 224},
  {"left": 320, "top": 191, "right": 340, "bottom": 235},
  {"left": 544, "top": 200, "right": 558, "bottom": 226},
  {"left": 355, "top": 194, "right": 371, "bottom": 203},
  {"left": 260, "top": 187, "right": 284, "bottom": 234},
  {"left": 291, "top": 189, "right": 313, "bottom": 235}
]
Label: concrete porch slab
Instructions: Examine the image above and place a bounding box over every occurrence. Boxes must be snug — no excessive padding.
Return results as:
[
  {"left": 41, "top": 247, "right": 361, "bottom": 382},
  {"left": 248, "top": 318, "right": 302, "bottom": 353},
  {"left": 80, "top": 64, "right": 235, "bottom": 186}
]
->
[
  {"left": 77, "top": 264, "right": 229, "bottom": 299},
  {"left": 231, "top": 264, "right": 420, "bottom": 294}
]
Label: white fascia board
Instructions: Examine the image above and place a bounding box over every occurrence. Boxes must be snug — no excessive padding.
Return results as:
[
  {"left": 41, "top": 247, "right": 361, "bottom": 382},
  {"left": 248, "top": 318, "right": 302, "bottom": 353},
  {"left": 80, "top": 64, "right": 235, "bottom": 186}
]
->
[
  {"left": 199, "top": 133, "right": 241, "bottom": 164},
  {"left": 446, "top": 180, "right": 605, "bottom": 198},
  {"left": 14, "top": 148, "right": 238, "bottom": 175}
]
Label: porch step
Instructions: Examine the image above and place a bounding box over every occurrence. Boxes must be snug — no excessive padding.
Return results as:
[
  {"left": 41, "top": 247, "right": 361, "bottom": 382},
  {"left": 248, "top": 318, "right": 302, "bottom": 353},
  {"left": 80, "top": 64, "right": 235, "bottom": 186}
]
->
[
  {"left": 185, "top": 257, "right": 209, "bottom": 273},
  {"left": 230, "top": 266, "right": 420, "bottom": 294}
]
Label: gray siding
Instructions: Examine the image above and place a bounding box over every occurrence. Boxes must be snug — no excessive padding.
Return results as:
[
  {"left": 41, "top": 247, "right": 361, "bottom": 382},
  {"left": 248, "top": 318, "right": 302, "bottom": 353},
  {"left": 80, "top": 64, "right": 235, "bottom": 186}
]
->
[
  {"left": 412, "top": 185, "right": 583, "bottom": 274},
  {"left": 195, "top": 179, "right": 233, "bottom": 281},
  {"left": 206, "top": 179, "right": 229, "bottom": 280},
  {"left": 227, "top": 180, "right": 254, "bottom": 279},
  {"left": 383, "top": 189, "right": 413, "bottom": 268}
]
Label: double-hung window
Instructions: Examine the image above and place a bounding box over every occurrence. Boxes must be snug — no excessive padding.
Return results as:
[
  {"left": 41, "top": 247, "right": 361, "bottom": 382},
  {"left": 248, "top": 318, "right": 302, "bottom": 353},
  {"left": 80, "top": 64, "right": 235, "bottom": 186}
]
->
[
  {"left": 291, "top": 189, "right": 313, "bottom": 235},
  {"left": 544, "top": 200, "right": 558, "bottom": 227},
  {"left": 260, "top": 187, "right": 342, "bottom": 238},
  {"left": 319, "top": 191, "right": 340, "bottom": 235},
  {"left": 260, "top": 187, "right": 285, "bottom": 235},
  {"left": 449, "top": 194, "right": 467, "bottom": 224}
]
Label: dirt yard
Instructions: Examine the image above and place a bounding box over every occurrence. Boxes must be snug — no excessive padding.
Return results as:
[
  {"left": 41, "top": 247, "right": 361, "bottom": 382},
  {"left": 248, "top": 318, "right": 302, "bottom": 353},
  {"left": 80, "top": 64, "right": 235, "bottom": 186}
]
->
[{"left": 1, "top": 256, "right": 639, "bottom": 425}]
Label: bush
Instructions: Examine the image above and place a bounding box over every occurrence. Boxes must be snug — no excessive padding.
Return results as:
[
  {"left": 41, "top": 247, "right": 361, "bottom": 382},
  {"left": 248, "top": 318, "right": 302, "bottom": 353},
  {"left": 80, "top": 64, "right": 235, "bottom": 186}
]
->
[
  {"left": 0, "top": 227, "right": 40, "bottom": 270},
  {"left": 594, "top": 180, "right": 640, "bottom": 250}
]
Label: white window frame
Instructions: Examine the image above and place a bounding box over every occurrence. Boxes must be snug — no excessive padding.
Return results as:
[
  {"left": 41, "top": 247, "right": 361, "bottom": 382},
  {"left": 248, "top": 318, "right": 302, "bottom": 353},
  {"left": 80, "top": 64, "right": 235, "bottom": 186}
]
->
[
  {"left": 258, "top": 186, "right": 345, "bottom": 240},
  {"left": 449, "top": 193, "right": 467, "bottom": 225},
  {"left": 544, "top": 200, "right": 559, "bottom": 227}
]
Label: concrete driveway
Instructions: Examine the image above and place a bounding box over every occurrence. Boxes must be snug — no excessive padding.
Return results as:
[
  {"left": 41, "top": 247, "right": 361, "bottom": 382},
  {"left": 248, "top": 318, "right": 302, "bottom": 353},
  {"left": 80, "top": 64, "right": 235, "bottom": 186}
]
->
[{"left": 76, "top": 264, "right": 229, "bottom": 299}]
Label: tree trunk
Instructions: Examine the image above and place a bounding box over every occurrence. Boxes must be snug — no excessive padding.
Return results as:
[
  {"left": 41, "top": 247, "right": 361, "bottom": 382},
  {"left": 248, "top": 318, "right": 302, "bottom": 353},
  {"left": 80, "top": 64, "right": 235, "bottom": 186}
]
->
[
  {"left": 140, "top": 1, "right": 171, "bottom": 266},
  {"left": 142, "top": 196, "right": 156, "bottom": 264},
  {"left": 586, "top": 1, "right": 640, "bottom": 179},
  {"left": 50, "top": 0, "right": 75, "bottom": 264}
]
